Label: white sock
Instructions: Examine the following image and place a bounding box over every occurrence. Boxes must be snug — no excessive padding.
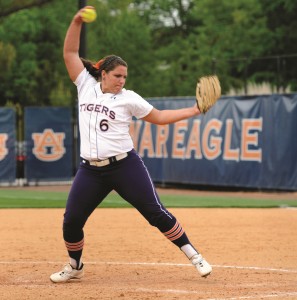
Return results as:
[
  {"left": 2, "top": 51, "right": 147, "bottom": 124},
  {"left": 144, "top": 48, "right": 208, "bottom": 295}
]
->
[
  {"left": 70, "top": 258, "right": 81, "bottom": 269},
  {"left": 181, "top": 244, "right": 198, "bottom": 260}
]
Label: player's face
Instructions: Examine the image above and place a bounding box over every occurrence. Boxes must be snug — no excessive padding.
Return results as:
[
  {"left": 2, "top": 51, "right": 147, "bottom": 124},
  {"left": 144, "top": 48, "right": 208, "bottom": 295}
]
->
[{"left": 102, "top": 65, "right": 127, "bottom": 94}]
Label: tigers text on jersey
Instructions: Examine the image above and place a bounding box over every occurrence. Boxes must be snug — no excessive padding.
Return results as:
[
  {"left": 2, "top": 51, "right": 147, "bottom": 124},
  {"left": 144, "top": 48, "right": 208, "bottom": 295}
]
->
[{"left": 75, "top": 68, "right": 153, "bottom": 160}]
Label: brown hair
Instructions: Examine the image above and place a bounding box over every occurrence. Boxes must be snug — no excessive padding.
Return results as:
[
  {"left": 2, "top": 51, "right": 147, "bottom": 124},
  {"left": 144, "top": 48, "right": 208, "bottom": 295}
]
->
[{"left": 81, "top": 55, "right": 128, "bottom": 81}]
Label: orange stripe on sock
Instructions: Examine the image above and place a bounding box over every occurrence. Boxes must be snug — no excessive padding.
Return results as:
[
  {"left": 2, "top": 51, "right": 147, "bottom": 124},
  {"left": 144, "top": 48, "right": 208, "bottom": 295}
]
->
[
  {"left": 163, "top": 222, "right": 185, "bottom": 241},
  {"left": 167, "top": 228, "right": 185, "bottom": 241},
  {"left": 64, "top": 239, "right": 84, "bottom": 251},
  {"left": 163, "top": 221, "right": 179, "bottom": 236},
  {"left": 166, "top": 224, "right": 182, "bottom": 238}
]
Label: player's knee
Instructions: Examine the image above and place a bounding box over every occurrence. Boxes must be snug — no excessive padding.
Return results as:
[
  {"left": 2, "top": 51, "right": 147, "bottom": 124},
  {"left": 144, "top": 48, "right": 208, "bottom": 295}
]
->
[
  {"left": 63, "top": 220, "right": 84, "bottom": 241},
  {"left": 147, "top": 212, "right": 174, "bottom": 231},
  {"left": 147, "top": 216, "right": 159, "bottom": 227},
  {"left": 63, "top": 213, "right": 85, "bottom": 240},
  {"left": 63, "top": 210, "right": 86, "bottom": 228}
]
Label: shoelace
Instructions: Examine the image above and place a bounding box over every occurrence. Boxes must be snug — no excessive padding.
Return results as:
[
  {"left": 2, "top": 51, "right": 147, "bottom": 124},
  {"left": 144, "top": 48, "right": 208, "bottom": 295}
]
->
[
  {"left": 191, "top": 255, "right": 204, "bottom": 267},
  {"left": 59, "top": 264, "right": 72, "bottom": 276}
]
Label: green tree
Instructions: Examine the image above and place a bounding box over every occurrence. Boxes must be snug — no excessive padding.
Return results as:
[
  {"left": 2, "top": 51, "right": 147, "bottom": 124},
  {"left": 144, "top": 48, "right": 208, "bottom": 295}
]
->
[
  {"left": 257, "top": 0, "right": 297, "bottom": 91},
  {"left": 0, "top": 0, "right": 296, "bottom": 109},
  {"left": 0, "top": 0, "right": 55, "bottom": 17},
  {"left": 131, "top": 0, "right": 203, "bottom": 96},
  {"left": 0, "top": 0, "right": 76, "bottom": 106},
  {"left": 132, "top": 0, "right": 277, "bottom": 95},
  {"left": 190, "top": 0, "right": 273, "bottom": 93},
  {"left": 86, "top": 1, "right": 157, "bottom": 97},
  {"left": 0, "top": 42, "right": 16, "bottom": 103}
]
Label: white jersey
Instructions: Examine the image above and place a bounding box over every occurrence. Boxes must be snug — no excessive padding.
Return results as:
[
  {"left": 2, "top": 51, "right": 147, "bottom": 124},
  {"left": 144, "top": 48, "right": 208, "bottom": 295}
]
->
[{"left": 74, "top": 68, "right": 153, "bottom": 160}]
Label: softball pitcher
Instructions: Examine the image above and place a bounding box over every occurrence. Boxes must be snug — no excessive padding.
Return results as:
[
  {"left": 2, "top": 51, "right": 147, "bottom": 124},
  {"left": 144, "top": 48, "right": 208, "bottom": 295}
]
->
[{"left": 50, "top": 6, "right": 212, "bottom": 283}]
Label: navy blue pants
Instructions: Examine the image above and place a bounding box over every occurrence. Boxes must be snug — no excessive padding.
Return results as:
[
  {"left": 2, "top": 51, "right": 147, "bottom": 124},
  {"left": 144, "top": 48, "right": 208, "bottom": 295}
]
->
[{"left": 63, "top": 149, "right": 190, "bottom": 262}]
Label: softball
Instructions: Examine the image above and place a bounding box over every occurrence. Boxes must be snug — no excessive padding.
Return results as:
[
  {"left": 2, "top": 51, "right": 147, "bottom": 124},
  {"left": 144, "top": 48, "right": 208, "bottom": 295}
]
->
[{"left": 81, "top": 8, "right": 97, "bottom": 23}]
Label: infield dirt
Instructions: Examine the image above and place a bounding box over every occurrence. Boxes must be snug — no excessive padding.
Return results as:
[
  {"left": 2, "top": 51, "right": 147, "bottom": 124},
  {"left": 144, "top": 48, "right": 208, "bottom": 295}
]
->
[{"left": 0, "top": 186, "right": 296, "bottom": 299}]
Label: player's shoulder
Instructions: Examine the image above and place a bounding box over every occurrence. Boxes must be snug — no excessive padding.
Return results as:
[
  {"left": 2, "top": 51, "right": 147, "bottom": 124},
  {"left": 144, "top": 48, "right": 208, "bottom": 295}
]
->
[
  {"left": 74, "top": 68, "right": 97, "bottom": 87},
  {"left": 121, "top": 88, "right": 143, "bottom": 100}
]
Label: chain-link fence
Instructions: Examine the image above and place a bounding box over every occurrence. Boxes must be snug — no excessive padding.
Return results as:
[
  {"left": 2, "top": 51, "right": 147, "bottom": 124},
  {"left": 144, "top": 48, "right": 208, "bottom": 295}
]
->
[{"left": 212, "top": 54, "right": 297, "bottom": 96}]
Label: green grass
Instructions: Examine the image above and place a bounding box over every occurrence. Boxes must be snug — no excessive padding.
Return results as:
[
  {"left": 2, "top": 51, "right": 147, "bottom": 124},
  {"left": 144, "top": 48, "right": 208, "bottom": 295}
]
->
[{"left": 0, "top": 189, "right": 296, "bottom": 208}]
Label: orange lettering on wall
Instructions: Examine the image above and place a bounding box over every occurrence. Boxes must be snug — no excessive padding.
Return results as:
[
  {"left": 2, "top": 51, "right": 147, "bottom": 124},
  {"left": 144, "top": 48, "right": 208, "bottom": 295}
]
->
[
  {"left": 0, "top": 134, "right": 8, "bottom": 161},
  {"left": 241, "top": 118, "right": 262, "bottom": 162},
  {"left": 172, "top": 120, "right": 188, "bottom": 159},
  {"left": 223, "top": 119, "right": 239, "bottom": 161},
  {"left": 202, "top": 119, "right": 222, "bottom": 160},
  {"left": 155, "top": 125, "right": 169, "bottom": 158},
  {"left": 138, "top": 122, "right": 155, "bottom": 157},
  {"left": 129, "top": 120, "right": 143, "bottom": 151},
  {"left": 185, "top": 119, "right": 202, "bottom": 159}
]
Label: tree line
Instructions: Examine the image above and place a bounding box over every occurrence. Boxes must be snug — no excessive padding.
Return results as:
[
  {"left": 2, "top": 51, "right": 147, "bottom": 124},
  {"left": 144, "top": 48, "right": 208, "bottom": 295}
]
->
[{"left": 0, "top": 0, "right": 296, "bottom": 108}]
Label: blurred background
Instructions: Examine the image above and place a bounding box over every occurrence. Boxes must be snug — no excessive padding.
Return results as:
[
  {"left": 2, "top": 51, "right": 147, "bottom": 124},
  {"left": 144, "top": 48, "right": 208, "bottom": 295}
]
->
[{"left": 1, "top": 0, "right": 296, "bottom": 108}]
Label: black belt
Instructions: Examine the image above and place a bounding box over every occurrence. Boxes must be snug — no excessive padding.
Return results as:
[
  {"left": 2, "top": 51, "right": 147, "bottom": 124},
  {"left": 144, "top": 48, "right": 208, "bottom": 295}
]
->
[{"left": 81, "top": 152, "right": 128, "bottom": 167}]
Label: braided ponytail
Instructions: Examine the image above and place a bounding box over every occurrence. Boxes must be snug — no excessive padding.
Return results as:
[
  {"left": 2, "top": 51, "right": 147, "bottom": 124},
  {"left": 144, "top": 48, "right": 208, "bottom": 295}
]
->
[
  {"left": 81, "top": 55, "right": 127, "bottom": 81},
  {"left": 80, "top": 58, "right": 101, "bottom": 80}
]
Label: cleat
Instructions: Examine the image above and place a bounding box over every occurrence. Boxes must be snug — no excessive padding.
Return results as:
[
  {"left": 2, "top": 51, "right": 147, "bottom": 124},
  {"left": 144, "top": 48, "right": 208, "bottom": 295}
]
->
[
  {"left": 191, "top": 254, "right": 212, "bottom": 277},
  {"left": 50, "top": 263, "right": 84, "bottom": 283}
]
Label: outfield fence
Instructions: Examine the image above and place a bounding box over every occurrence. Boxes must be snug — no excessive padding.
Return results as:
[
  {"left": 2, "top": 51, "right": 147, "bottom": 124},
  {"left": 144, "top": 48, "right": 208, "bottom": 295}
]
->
[{"left": 1, "top": 93, "right": 297, "bottom": 190}]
